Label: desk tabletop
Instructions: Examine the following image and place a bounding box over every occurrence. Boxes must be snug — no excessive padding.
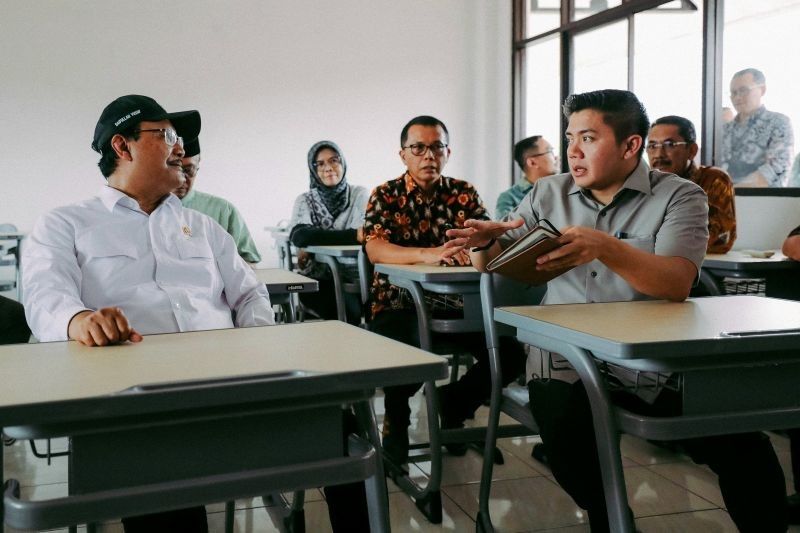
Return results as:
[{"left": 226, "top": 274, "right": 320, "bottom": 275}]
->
[
  {"left": 704, "top": 250, "right": 798, "bottom": 271},
  {"left": 305, "top": 245, "right": 361, "bottom": 257},
  {"left": 375, "top": 264, "right": 480, "bottom": 282},
  {"left": 0, "top": 232, "right": 25, "bottom": 239},
  {"left": 0, "top": 322, "right": 446, "bottom": 426},
  {"left": 253, "top": 268, "right": 319, "bottom": 294},
  {"left": 264, "top": 227, "right": 290, "bottom": 241},
  {"left": 496, "top": 295, "right": 800, "bottom": 359}
]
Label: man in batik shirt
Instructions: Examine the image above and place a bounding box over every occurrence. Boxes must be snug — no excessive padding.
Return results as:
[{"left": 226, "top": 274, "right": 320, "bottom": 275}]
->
[
  {"left": 363, "top": 115, "right": 525, "bottom": 466},
  {"left": 648, "top": 115, "right": 737, "bottom": 253},
  {"left": 722, "top": 68, "right": 794, "bottom": 187}
]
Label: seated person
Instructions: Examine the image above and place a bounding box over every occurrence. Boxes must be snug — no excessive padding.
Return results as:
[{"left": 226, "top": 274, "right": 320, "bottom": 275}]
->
[
  {"left": 288, "top": 140, "right": 369, "bottom": 324},
  {"left": 363, "top": 115, "right": 525, "bottom": 465},
  {"left": 174, "top": 137, "right": 261, "bottom": 264},
  {"left": 22, "top": 95, "right": 368, "bottom": 533},
  {"left": 647, "top": 115, "right": 736, "bottom": 253},
  {"left": 496, "top": 135, "right": 558, "bottom": 219},
  {"left": 446, "top": 89, "right": 787, "bottom": 533}
]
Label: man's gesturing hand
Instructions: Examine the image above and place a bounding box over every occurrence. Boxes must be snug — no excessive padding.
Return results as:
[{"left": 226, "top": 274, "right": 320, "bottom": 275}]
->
[
  {"left": 442, "top": 218, "right": 524, "bottom": 257},
  {"left": 67, "top": 307, "right": 143, "bottom": 347}
]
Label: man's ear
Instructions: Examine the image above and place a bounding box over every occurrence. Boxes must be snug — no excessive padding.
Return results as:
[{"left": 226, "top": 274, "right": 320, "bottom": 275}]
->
[
  {"left": 110, "top": 134, "right": 132, "bottom": 161},
  {"left": 623, "top": 135, "right": 643, "bottom": 160},
  {"left": 688, "top": 142, "right": 699, "bottom": 160}
]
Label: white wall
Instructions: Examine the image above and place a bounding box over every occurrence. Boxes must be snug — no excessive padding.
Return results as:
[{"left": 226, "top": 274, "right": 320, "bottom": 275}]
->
[{"left": 0, "top": 0, "right": 512, "bottom": 266}]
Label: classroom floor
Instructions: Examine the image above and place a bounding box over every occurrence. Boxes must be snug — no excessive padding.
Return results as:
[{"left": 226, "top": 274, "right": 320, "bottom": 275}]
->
[{"left": 4, "top": 383, "right": 799, "bottom": 533}]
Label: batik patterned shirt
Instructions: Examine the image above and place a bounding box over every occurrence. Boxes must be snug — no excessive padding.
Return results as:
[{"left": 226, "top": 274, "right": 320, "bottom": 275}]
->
[
  {"left": 681, "top": 163, "right": 737, "bottom": 253},
  {"left": 363, "top": 173, "right": 489, "bottom": 318},
  {"left": 721, "top": 106, "right": 794, "bottom": 186}
]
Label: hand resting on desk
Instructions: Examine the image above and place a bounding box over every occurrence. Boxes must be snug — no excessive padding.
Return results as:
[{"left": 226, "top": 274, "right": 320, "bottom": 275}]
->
[{"left": 68, "top": 307, "right": 143, "bottom": 347}]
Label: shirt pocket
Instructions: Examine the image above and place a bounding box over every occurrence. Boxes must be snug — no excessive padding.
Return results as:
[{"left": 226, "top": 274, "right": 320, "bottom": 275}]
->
[
  {"left": 177, "top": 238, "right": 215, "bottom": 261},
  {"left": 77, "top": 229, "right": 140, "bottom": 263},
  {"left": 620, "top": 235, "right": 655, "bottom": 254}
]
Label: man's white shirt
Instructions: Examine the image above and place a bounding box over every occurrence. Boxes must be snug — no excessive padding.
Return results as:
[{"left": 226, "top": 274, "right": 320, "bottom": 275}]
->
[{"left": 23, "top": 186, "right": 274, "bottom": 342}]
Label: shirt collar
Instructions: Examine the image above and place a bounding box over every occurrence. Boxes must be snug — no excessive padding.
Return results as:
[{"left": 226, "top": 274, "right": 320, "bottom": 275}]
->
[
  {"left": 567, "top": 158, "right": 652, "bottom": 198},
  {"left": 515, "top": 180, "right": 534, "bottom": 193},
  {"left": 679, "top": 161, "right": 697, "bottom": 181},
  {"left": 99, "top": 185, "right": 180, "bottom": 214},
  {"left": 736, "top": 105, "right": 766, "bottom": 124},
  {"left": 404, "top": 172, "right": 442, "bottom": 194}
]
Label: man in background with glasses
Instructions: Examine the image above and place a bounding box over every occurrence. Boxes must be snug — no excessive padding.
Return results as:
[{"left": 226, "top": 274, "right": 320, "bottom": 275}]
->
[
  {"left": 363, "top": 115, "right": 526, "bottom": 469},
  {"left": 496, "top": 135, "right": 559, "bottom": 219},
  {"left": 173, "top": 137, "right": 262, "bottom": 264},
  {"left": 722, "top": 67, "right": 794, "bottom": 187},
  {"left": 648, "top": 115, "right": 736, "bottom": 253}
]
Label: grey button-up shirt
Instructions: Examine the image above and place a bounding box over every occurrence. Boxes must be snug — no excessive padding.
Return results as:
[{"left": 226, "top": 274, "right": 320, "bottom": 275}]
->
[{"left": 498, "top": 159, "right": 709, "bottom": 306}]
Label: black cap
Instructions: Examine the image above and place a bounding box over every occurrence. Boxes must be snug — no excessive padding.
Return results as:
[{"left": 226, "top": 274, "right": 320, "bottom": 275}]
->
[
  {"left": 184, "top": 137, "right": 201, "bottom": 158},
  {"left": 91, "top": 95, "right": 201, "bottom": 154}
]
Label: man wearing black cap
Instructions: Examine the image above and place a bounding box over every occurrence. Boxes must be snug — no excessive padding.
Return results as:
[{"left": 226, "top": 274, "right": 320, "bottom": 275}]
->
[
  {"left": 21, "top": 95, "right": 275, "bottom": 532},
  {"left": 174, "top": 138, "right": 262, "bottom": 264}
]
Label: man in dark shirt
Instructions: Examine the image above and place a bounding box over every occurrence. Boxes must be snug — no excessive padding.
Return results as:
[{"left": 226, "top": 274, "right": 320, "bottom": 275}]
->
[{"left": 363, "top": 115, "right": 525, "bottom": 466}]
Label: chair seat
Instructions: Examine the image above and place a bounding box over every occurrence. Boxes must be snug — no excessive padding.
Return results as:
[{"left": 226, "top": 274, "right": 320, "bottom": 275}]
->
[{"left": 501, "top": 386, "right": 537, "bottom": 430}]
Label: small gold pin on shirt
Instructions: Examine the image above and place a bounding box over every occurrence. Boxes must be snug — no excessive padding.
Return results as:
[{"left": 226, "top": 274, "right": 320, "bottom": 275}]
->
[{"left": 182, "top": 225, "right": 192, "bottom": 237}]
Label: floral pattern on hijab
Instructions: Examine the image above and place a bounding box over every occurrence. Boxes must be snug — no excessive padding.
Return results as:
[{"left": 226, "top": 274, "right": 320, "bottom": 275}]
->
[{"left": 305, "top": 140, "right": 350, "bottom": 229}]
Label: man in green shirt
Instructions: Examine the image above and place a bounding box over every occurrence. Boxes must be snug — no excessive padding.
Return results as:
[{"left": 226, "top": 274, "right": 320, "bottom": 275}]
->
[
  {"left": 495, "top": 135, "right": 558, "bottom": 219},
  {"left": 174, "top": 138, "right": 262, "bottom": 264}
]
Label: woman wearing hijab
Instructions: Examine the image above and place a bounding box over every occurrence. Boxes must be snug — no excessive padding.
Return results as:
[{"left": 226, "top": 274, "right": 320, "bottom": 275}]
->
[{"left": 288, "top": 140, "right": 369, "bottom": 323}]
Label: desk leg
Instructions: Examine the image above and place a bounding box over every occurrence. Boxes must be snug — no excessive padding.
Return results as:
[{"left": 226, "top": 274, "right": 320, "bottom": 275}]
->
[
  {"left": 354, "top": 401, "right": 390, "bottom": 533},
  {"left": 563, "top": 344, "right": 633, "bottom": 533},
  {"left": 400, "top": 279, "right": 433, "bottom": 352},
  {"left": 318, "top": 256, "right": 347, "bottom": 322}
]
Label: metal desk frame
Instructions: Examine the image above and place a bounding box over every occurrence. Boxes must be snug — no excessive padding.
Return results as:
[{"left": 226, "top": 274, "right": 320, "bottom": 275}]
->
[
  {"left": 703, "top": 251, "right": 800, "bottom": 299},
  {"left": 305, "top": 245, "right": 362, "bottom": 322}
]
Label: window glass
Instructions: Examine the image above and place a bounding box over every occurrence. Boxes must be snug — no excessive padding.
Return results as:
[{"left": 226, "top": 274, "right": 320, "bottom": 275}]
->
[
  {"left": 633, "top": 0, "right": 703, "bottom": 169},
  {"left": 523, "top": 36, "right": 562, "bottom": 164},
  {"left": 573, "top": 20, "right": 628, "bottom": 94},
  {"left": 527, "top": 0, "right": 561, "bottom": 38},
  {"left": 723, "top": 0, "right": 800, "bottom": 187},
  {"left": 573, "top": 0, "right": 623, "bottom": 21}
]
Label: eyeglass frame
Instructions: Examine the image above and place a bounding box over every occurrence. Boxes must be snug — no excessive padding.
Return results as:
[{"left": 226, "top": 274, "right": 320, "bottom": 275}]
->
[
  {"left": 527, "top": 148, "right": 556, "bottom": 158},
  {"left": 134, "top": 128, "right": 184, "bottom": 148},
  {"left": 645, "top": 140, "right": 690, "bottom": 152},
  {"left": 729, "top": 85, "right": 764, "bottom": 99},
  {"left": 312, "top": 156, "right": 343, "bottom": 169},
  {"left": 402, "top": 142, "right": 449, "bottom": 157}
]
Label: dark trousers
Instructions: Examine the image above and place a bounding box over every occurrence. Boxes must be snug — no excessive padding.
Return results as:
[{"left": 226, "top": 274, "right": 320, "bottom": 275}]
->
[
  {"left": 0, "top": 295, "right": 30, "bottom": 345},
  {"left": 530, "top": 380, "right": 788, "bottom": 533},
  {"left": 788, "top": 428, "right": 800, "bottom": 494},
  {"left": 299, "top": 278, "right": 362, "bottom": 325},
  {"left": 122, "top": 410, "right": 370, "bottom": 533},
  {"left": 369, "top": 309, "right": 526, "bottom": 429}
]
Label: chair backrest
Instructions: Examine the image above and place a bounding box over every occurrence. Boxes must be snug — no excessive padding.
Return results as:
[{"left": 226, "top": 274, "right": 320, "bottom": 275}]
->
[
  {"left": 357, "top": 248, "right": 373, "bottom": 306},
  {"left": 480, "top": 273, "right": 546, "bottom": 351},
  {"left": 0, "top": 223, "right": 18, "bottom": 233}
]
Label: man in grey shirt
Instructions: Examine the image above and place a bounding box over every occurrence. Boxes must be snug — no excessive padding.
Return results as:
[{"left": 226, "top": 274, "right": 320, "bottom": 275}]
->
[{"left": 446, "top": 90, "right": 787, "bottom": 532}]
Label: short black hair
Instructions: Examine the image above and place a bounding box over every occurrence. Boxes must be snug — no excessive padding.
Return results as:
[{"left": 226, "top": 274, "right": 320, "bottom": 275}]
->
[
  {"left": 513, "top": 136, "right": 543, "bottom": 170},
  {"left": 651, "top": 115, "right": 697, "bottom": 144},
  {"left": 400, "top": 115, "right": 449, "bottom": 147},
  {"left": 733, "top": 67, "right": 766, "bottom": 85},
  {"left": 97, "top": 127, "right": 140, "bottom": 178},
  {"left": 562, "top": 89, "right": 650, "bottom": 159}
]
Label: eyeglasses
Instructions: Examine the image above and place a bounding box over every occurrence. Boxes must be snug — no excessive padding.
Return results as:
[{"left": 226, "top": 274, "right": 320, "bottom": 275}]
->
[
  {"left": 730, "top": 85, "right": 763, "bottom": 99},
  {"left": 135, "top": 128, "right": 183, "bottom": 147},
  {"left": 645, "top": 141, "right": 689, "bottom": 152},
  {"left": 182, "top": 164, "right": 199, "bottom": 178},
  {"left": 313, "top": 156, "right": 342, "bottom": 169},
  {"left": 528, "top": 148, "right": 555, "bottom": 158},
  {"left": 402, "top": 142, "right": 449, "bottom": 156}
]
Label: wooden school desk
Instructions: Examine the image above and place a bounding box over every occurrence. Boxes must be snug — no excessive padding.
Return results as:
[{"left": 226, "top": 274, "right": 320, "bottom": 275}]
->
[
  {"left": 495, "top": 296, "right": 800, "bottom": 532},
  {"left": 0, "top": 322, "right": 447, "bottom": 532},
  {"left": 703, "top": 250, "right": 800, "bottom": 299},
  {"left": 304, "top": 245, "right": 362, "bottom": 322},
  {"left": 253, "top": 268, "right": 319, "bottom": 322}
]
